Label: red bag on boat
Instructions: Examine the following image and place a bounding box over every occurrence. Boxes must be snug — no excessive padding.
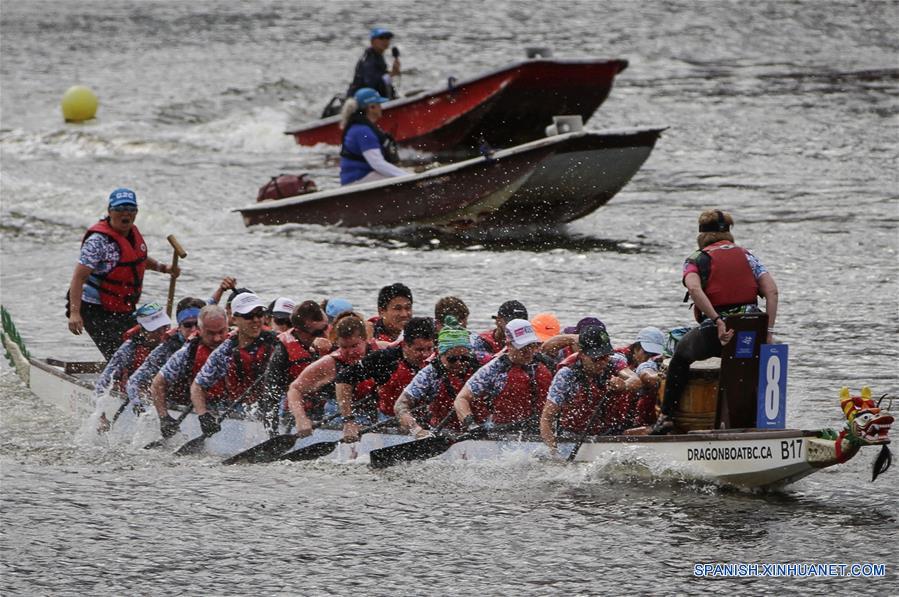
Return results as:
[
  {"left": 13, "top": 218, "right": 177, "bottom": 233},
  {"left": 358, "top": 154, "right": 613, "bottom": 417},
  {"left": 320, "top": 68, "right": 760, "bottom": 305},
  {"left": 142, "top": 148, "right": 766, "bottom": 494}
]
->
[{"left": 256, "top": 174, "right": 318, "bottom": 202}]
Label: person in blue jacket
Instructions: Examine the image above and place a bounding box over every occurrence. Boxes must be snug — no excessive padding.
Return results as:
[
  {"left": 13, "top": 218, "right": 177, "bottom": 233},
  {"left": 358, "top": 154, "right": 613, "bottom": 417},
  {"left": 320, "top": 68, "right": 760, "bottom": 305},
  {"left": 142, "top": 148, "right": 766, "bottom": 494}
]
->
[{"left": 339, "top": 88, "right": 408, "bottom": 185}]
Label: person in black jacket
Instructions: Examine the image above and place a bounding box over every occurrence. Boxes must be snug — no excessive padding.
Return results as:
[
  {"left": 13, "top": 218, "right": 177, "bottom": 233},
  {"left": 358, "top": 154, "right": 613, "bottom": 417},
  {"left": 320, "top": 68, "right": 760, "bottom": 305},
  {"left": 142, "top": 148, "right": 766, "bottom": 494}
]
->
[{"left": 346, "top": 27, "right": 400, "bottom": 99}]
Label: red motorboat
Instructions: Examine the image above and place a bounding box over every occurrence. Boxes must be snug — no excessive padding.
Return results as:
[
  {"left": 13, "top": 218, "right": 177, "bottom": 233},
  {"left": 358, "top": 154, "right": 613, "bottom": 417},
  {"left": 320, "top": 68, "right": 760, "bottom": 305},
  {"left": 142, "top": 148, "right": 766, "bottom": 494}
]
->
[{"left": 286, "top": 58, "right": 628, "bottom": 153}]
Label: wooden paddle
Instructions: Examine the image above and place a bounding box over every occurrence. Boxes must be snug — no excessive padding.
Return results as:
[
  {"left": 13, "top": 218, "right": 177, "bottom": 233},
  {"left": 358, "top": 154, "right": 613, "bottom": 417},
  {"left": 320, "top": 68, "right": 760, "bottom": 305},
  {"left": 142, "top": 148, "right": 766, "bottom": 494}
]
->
[
  {"left": 164, "top": 235, "right": 187, "bottom": 317},
  {"left": 277, "top": 406, "right": 427, "bottom": 462},
  {"left": 174, "top": 375, "right": 264, "bottom": 456},
  {"left": 221, "top": 411, "right": 343, "bottom": 466},
  {"left": 566, "top": 392, "right": 611, "bottom": 462}
]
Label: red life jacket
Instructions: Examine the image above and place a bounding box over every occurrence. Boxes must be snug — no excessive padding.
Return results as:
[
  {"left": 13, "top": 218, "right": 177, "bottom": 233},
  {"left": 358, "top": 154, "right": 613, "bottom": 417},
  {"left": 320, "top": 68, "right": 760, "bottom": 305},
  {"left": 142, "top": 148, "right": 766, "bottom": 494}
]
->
[
  {"left": 612, "top": 346, "right": 658, "bottom": 427},
  {"left": 375, "top": 357, "right": 422, "bottom": 417},
  {"left": 277, "top": 330, "right": 319, "bottom": 380},
  {"left": 224, "top": 331, "right": 277, "bottom": 404},
  {"left": 477, "top": 329, "right": 504, "bottom": 354},
  {"left": 486, "top": 356, "right": 552, "bottom": 425},
  {"left": 114, "top": 325, "right": 159, "bottom": 391},
  {"left": 556, "top": 354, "right": 629, "bottom": 434},
  {"left": 189, "top": 340, "right": 226, "bottom": 404},
  {"left": 82, "top": 219, "right": 147, "bottom": 313},
  {"left": 426, "top": 359, "right": 484, "bottom": 431},
  {"left": 689, "top": 240, "right": 759, "bottom": 312},
  {"left": 368, "top": 316, "right": 399, "bottom": 342}
]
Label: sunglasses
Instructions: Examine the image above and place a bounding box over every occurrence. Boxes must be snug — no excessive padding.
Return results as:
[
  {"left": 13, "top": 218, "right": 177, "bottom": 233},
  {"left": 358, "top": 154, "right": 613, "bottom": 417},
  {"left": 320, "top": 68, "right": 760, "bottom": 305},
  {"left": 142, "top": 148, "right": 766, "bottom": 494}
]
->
[
  {"left": 303, "top": 325, "right": 328, "bottom": 338},
  {"left": 180, "top": 321, "right": 198, "bottom": 329},
  {"left": 375, "top": 35, "right": 392, "bottom": 40},
  {"left": 274, "top": 317, "right": 291, "bottom": 327},
  {"left": 110, "top": 206, "right": 138, "bottom": 213},
  {"left": 445, "top": 354, "right": 471, "bottom": 364},
  {"left": 237, "top": 310, "right": 265, "bottom": 320}
]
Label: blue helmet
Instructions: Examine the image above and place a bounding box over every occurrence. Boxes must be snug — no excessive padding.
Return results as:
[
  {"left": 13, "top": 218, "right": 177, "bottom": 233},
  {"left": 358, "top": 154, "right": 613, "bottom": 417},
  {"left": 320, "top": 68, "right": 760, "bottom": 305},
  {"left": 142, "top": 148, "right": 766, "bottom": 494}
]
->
[{"left": 354, "top": 87, "right": 389, "bottom": 108}]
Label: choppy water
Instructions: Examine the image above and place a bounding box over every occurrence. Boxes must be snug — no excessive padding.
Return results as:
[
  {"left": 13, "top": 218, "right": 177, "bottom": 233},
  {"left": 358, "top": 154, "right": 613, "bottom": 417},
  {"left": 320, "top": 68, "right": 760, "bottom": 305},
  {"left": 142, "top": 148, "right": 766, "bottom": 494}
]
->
[{"left": 1, "top": 1, "right": 897, "bottom": 594}]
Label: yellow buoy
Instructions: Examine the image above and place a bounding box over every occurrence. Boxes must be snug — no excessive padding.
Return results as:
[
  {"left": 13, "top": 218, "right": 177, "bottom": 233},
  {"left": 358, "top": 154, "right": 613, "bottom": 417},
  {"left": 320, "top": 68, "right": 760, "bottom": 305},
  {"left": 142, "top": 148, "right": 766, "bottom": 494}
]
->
[{"left": 61, "top": 85, "right": 98, "bottom": 122}]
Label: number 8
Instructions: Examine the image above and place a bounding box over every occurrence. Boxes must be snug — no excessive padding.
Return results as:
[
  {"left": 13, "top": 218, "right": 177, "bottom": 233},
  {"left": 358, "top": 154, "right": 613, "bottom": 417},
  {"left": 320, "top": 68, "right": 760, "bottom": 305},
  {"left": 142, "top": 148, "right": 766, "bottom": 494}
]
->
[{"left": 765, "top": 355, "right": 781, "bottom": 419}]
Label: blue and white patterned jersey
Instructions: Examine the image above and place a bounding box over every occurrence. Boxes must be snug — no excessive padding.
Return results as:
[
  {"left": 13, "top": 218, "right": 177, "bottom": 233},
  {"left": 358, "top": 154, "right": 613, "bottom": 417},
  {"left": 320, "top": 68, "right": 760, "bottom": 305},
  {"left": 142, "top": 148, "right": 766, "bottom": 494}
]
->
[{"left": 79, "top": 233, "right": 121, "bottom": 304}]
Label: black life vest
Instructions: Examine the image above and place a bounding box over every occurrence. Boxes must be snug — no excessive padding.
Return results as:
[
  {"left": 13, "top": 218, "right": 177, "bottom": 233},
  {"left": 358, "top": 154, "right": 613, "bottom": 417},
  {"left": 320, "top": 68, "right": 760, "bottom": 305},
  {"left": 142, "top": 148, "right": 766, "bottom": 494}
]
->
[{"left": 340, "top": 113, "right": 399, "bottom": 165}]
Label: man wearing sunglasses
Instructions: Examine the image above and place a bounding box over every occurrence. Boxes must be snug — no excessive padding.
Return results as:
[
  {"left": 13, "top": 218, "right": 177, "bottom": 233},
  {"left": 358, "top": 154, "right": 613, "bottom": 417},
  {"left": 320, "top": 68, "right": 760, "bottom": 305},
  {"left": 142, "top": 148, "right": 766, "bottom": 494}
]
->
[
  {"left": 346, "top": 27, "right": 400, "bottom": 100},
  {"left": 260, "top": 300, "right": 333, "bottom": 433},
  {"left": 67, "top": 188, "right": 179, "bottom": 359},
  {"left": 190, "top": 292, "right": 278, "bottom": 436},
  {"left": 539, "top": 326, "right": 639, "bottom": 457},
  {"left": 123, "top": 297, "right": 206, "bottom": 412},
  {"left": 335, "top": 317, "right": 435, "bottom": 442}
]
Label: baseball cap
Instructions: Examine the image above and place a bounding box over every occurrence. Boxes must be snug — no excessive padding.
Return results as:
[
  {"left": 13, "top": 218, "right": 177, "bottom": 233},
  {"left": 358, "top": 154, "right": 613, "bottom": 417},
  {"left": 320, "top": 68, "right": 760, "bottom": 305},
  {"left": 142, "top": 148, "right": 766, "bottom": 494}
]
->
[
  {"left": 493, "top": 300, "right": 528, "bottom": 321},
  {"left": 370, "top": 27, "right": 394, "bottom": 39},
  {"left": 531, "top": 312, "right": 560, "bottom": 342},
  {"left": 108, "top": 187, "right": 137, "bottom": 210},
  {"left": 325, "top": 297, "right": 353, "bottom": 320},
  {"left": 226, "top": 288, "right": 254, "bottom": 306},
  {"left": 563, "top": 316, "right": 605, "bottom": 335},
  {"left": 635, "top": 326, "right": 665, "bottom": 355},
  {"left": 271, "top": 297, "right": 296, "bottom": 319},
  {"left": 504, "top": 318, "right": 541, "bottom": 349},
  {"left": 354, "top": 87, "right": 390, "bottom": 108},
  {"left": 230, "top": 292, "right": 266, "bottom": 315},
  {"left": 579, "top": 325, "right": 613, "bottom": 359},
  {"left": 135, "top": 302, "right": 171, "bottom": 332}
]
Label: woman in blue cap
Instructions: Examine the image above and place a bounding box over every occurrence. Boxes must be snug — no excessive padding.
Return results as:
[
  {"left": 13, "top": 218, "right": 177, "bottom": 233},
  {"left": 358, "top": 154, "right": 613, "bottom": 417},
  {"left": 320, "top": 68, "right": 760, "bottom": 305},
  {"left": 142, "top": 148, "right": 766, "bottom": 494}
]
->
[
  {"left": 339, "top": 88, "right": 408, "bottom": 185},
  {"left": 347, "top": 27, "right": 400, "bottom": 99},
  {"left": 67, "top": 188, "right": 178, "bottom": 359}
]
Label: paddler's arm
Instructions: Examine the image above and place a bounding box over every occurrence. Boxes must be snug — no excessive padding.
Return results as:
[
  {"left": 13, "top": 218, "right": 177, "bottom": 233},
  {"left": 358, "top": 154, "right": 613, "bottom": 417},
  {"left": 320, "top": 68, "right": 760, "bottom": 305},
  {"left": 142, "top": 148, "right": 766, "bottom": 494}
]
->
[
  {"left": 685, "top": 272, "right": 734, "bottom": 345},
  {"left": 335, "top": 382, "right": 360, "bottom": 441},
  {"left": 189, "top": 382, "right": 209, "bottom": 416},
  {"left": 67, "top": 264, "right": 92, "bottom": 335},
  {"left": 453, "top": 385, "right": 476, "bottom": 426},
  {"left": 758, "top": 272, "right": 779, "bottom": 344},
  {"left": 150, "top": 371, "right": 170, "bottom": 418},
  {"left": 144, "top": 257, "right": 179, "bottom": 278},
  {"left": 210, "top": 277, "right": 236, "bottom": 305},
  {"left": 539, "top": 401, "right": 561, "bottom": 455},
  {"left": 287, "top": 358, "right": 335, "bottom": 437},
  {"left": 394, "top": 392, "right": 422, "bottom": 434},
  {"left": 540, "top": 334, "right": 578, "bottom": 355},
  {"left": 619, "top": 367, "right": 641, "bottom": 392}
]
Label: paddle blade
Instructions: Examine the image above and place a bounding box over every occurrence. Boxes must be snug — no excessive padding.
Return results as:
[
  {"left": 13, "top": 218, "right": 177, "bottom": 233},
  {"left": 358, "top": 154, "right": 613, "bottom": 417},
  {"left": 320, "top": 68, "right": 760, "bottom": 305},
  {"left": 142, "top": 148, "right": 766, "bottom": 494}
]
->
[
  {"left": 221, "top": 435, "right": 298, "bottom": 465},
  {"left": 143, "top": 438, "right": 165, "bottom": 450},
  {"left": 369, "top": 435, "right": 453, "bottom": 469},
  {"left": 278, "top": 440, "right": 339, "bottom": 462},
  {"left": 174, "top": 435, "right": 207, "bottom": 456}
]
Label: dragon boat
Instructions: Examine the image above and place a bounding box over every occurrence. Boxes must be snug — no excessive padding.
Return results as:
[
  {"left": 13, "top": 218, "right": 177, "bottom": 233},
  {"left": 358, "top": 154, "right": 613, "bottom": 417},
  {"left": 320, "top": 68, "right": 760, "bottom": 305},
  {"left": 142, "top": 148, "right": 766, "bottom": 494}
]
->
[{"left": 2, "top": 307, "right": 892, "bottom": 490}]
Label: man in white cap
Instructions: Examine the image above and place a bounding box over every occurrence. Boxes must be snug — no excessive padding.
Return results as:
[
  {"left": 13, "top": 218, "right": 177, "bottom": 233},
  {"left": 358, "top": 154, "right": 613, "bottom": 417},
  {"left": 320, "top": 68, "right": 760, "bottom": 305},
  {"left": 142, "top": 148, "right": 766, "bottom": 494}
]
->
[
  {"left": 454, "top": 318, "right": 553, "bottom": 432},
  {"left": 269, "top": 297, "right": 297, "bottom": 333},
  {"left": 92, "top": 302, "right": 171, "bottom": 430},
  {"left": 190, "top": 292, "right": 278, "bottom": 436}
]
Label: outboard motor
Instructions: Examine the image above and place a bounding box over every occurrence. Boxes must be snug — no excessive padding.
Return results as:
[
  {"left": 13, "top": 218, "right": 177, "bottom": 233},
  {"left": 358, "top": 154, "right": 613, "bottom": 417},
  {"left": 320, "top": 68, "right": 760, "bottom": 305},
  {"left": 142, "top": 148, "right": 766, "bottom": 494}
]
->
[
  {"left": 525, "top": 47, "right": 553, "bottom": 59},
  {"left": 320, "top": 94, "right": 346, "bottom": 118}
]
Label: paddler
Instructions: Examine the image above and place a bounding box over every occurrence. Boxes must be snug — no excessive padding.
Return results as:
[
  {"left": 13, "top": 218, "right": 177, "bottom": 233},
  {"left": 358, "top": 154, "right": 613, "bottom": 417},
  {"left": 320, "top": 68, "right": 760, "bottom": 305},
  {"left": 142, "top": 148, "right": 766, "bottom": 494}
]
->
[
  {"left": 454, "top": 318, "right": 553, "bottom": 433},
  {"left": 346, "top": 27, "right": 400, "bottom": 100},
  {"left": 651, "top": 209, "right": 779, "bottom": 435},
  {"left": 268, "top": 297, "right": 296, "bottom": 333},
  {"left": 615, "top": 326, "right": 665, "bottom": 428},
  {"left": 285, "top": 313, "right": 376, "bottom": 438},
  {"left": 472, "top": 300, "right": 529, "bottom": 356},
  {"left": 335, "top": 317, "right": 436, "bottom": 441},
  {"left": 67, "top": 188, "right": 179, "bottom": 359},
  {"left": 339, "top": 88, "right": 408, "bottom": 185},
  {"left": 151, "top": 305, "right": 229, "bottom": 439},
  {"left": 395, "top": 316, "right": 482, "bottom": 437},
  {"left": 124, "top": 297, "right": 205, "bottom": 410},
  {"left": 539, "top": 326, "right": 639, "bottom": 456},
  {"left": 189, "top": 292, "right": 278, "bottom": 436},
  {"left": 260, "top": 300, "right": 332, "bottom": 432},
  {"left": 94, "top": 302, "right": 172, "bottom": 401},
  {"left": 366, "top": 282, "right": 414, "bottom": 342}
]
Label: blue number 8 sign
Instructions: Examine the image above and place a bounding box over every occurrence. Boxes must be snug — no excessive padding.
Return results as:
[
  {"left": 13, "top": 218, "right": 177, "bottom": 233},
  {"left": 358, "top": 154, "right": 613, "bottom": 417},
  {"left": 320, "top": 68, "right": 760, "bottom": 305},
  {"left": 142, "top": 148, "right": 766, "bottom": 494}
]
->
[{"left": 757, "top": 344, "right": 788, "bottom": 429}]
